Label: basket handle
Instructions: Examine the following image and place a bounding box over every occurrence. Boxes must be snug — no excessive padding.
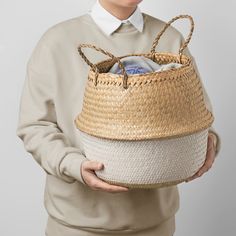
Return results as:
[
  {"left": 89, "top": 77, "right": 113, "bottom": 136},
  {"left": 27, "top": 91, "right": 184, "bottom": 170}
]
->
[
  {"left": 150, "top": 15, "right": 195, "bottom": 62},
  {"left": 78, "top": 44, "right": 129, "bottom": 89}
]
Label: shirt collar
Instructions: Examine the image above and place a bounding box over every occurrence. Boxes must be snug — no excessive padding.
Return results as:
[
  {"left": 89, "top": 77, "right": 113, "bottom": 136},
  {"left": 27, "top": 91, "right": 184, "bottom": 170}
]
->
[{"left": 88, "top": 0, "right": 144, "bottom": 36}]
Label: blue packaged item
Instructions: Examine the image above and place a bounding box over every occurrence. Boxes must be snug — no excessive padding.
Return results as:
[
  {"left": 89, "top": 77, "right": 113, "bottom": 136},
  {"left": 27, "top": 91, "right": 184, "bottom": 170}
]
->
[{"left": 109, "top": 55, "right": 182, "bottom": 75}]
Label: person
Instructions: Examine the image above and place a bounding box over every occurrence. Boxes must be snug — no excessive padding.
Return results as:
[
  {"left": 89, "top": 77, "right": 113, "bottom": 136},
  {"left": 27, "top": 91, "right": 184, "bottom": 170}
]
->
[{"left": 16, "top": 0, "right": 221, "bottom": 235}]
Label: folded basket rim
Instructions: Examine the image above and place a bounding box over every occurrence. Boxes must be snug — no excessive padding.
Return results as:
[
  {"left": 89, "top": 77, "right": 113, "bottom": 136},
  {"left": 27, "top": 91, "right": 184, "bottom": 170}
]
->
[{"left": 88, "top": 52, "right": 192, "bottom": 85}]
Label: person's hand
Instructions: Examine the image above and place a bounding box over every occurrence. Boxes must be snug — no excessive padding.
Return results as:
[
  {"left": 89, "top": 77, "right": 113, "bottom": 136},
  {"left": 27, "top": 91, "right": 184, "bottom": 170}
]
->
[
  {"left": 81, "top": 160, "right": 129, "bottom": 193},
  {"left": 185, "top": 133, "right": 216, "bottom": 183}
]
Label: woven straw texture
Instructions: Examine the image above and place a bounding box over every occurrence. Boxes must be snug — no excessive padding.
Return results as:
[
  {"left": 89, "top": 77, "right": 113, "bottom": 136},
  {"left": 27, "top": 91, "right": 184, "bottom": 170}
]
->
[
  {"left": 78, "top": 128, "right": 209, "bottom": 188},
  {"left": 75, "top": 15, "right": 214, "bottom": 140}
]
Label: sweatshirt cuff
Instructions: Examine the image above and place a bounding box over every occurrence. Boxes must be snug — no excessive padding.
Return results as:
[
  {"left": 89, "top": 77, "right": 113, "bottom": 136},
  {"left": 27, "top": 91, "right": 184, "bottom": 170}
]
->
[{"left": 59, "top": 152, "right": 88, "bottom": 185}]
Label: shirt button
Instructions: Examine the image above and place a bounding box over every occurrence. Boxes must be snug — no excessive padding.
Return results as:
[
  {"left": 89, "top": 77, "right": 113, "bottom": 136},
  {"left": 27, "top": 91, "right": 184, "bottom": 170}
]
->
[{"left": 122, "top": 20, "right": 129, "bottom": 24}]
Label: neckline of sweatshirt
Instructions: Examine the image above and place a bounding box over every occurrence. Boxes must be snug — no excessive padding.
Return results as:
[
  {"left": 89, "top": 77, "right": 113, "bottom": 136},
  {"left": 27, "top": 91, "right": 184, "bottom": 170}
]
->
[{"left": 78, "top": 12, "right": 148, "bottom": 36}]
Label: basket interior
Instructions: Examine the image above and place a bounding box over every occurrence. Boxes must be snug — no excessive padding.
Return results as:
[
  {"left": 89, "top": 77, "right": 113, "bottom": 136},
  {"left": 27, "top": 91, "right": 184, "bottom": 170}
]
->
[{"left": 95, "top": 53, "right": 191, "bottom": 73}]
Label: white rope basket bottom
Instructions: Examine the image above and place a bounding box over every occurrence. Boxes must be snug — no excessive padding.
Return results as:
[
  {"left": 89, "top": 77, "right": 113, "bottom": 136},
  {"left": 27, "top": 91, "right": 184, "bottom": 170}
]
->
[{"left": 78, "top": 128, "right": 209, "bottom": 188}]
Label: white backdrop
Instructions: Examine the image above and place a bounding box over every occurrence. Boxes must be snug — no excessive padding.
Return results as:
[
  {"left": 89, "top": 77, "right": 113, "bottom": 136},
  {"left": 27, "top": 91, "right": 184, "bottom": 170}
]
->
[{"left": 1, "top": 0, "right": 235, "bottom": 235}]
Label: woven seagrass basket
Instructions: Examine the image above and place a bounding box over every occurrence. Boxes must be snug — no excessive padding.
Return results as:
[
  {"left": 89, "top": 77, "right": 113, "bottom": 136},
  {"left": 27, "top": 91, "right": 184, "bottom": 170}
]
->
[{"left": 74, "top": 15, "right": 214, "bottom": 189}]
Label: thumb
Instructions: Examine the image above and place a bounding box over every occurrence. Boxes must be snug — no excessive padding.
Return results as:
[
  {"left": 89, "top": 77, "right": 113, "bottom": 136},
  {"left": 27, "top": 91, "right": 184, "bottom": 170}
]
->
[
  {"left": 87, "top": 161, "right": 104, "bottom": 171},
  {"left": 207, "top": 135, "right": 214, "bottom": 151}
]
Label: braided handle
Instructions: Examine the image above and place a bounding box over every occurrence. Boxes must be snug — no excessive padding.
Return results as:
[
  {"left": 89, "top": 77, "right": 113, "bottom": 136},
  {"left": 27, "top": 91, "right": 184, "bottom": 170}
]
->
[
  {"left": 77, "top": 44, "right": 129, "bottom": 89},
  {"left": 150, "top": 15, "right": 194, "bottom": 60}
]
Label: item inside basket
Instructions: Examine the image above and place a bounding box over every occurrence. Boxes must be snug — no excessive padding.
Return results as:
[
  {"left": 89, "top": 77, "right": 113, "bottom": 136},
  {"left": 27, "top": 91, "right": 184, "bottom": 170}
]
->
[{"left": 109, "top": 55, "right": 182, "bottom": 75}]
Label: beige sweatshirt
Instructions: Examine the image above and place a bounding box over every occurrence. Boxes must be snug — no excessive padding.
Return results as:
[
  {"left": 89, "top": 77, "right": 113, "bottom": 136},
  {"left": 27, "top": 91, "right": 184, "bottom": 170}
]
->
[{"left": 16, "top": 12, "right": 221, "bottom": 235}]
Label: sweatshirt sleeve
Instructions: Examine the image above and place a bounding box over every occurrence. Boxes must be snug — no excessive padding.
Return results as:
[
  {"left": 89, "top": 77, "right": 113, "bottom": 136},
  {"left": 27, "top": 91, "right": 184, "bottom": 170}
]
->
[
  {"left": 16, "top": 35, "right": 88, "bottom": 184},
  {"left": 180, "top": 35, "right": 221, "bottom": 158}
]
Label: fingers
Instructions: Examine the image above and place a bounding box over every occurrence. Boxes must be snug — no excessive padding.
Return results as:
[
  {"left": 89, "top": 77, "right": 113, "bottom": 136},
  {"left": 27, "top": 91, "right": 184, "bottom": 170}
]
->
[
  {"left": 197, "top": 136, "right": 215, "bottom": 176},
  {"left": 185, "top": 135, "right": 216, "bottom": 183},
  {"left": 87, "top": 173, "right": 129, "bottom": 193},
  {"left": 185, "top": 172, "right": 199, "bottom": 182},
  {"left": 81, "top": 160, "right": 129, "bottom": 193}
]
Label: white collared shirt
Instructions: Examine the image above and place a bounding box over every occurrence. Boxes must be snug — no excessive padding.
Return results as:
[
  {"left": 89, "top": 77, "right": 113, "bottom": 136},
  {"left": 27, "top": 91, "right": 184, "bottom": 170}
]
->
[{"left": 88, "top": 0, "right": 144, "bottom": 36}]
